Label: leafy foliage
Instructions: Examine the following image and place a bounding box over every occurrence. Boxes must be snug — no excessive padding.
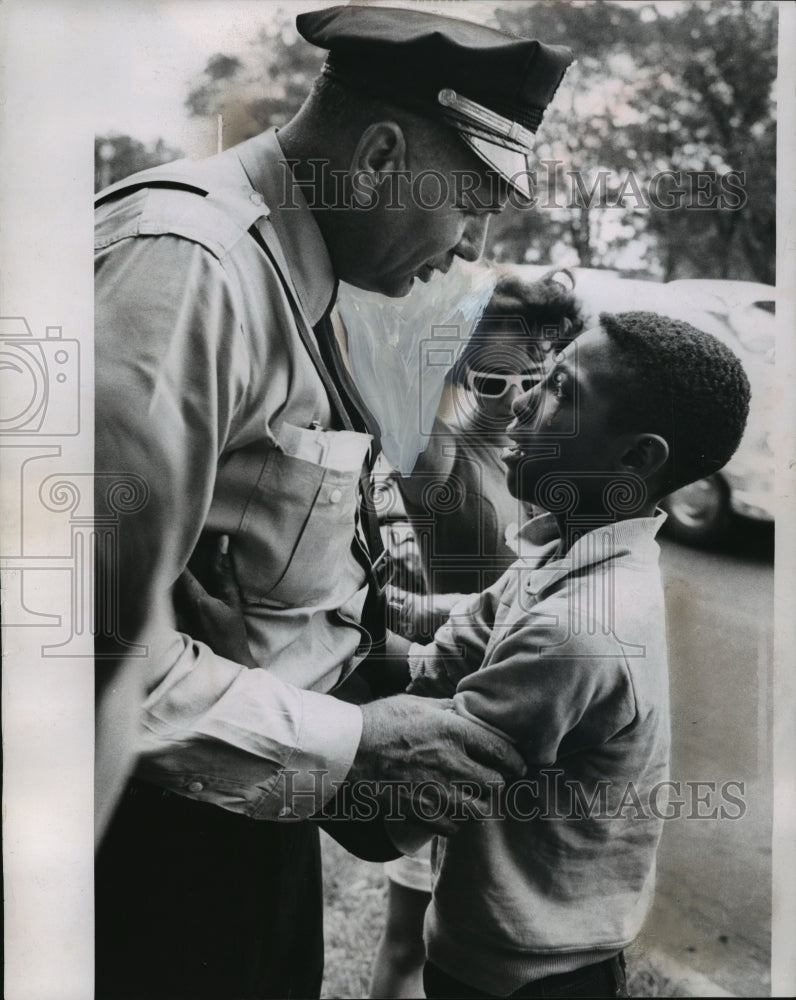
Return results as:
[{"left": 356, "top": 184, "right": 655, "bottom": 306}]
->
[
  {"left": 94, "top": 134, "right": 184, "bottom": 192},
  {"left": 489, "top": 0, "right": 776, "bottom": 281},
  {"left": 184, "top": 14, "right": 325, "bottom": 141}
]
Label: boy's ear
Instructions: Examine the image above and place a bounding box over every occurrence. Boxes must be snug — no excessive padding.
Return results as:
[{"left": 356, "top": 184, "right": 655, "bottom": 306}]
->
[
  {"left": 616, "top": 433, "right": 670, "bottom": 479},
  {"left": 349, "top": 122, "right": 407, "bottom": 199}
]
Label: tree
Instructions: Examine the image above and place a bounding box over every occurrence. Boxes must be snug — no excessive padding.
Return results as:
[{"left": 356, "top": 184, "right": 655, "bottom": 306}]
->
[
  {"left": 492, "top": 0, "right": 776, "bottom": 282},
  {"left": 489, "top": 0, "right": 654, "bottom": 271},
  {"left": 184, "top": 11, "right": 324, "bottom": 149},
  {"left": 627, "top": 0, "right": 777, "bottom": 283},
  {"left": 95, "top": 134, "right": 184, "bottom": 192}
]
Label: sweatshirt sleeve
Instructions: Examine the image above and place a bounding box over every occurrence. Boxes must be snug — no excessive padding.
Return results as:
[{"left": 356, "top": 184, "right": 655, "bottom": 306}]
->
[
  {"left": 453, "top": 606, "right": 638, "bottom": 767},
  {"left": 405, "top": 573, "right": 510, "bottom": 697}
]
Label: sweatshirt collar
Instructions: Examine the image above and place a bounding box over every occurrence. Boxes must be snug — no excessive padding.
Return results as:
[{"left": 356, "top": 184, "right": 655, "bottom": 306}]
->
[{"left": 515, "top": 511, "right": 667, "bottom": 598}]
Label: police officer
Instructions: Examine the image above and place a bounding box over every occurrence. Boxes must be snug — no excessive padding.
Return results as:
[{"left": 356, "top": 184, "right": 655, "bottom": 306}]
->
[{"left": 94, "top": 5, "right": 573, "bottom": 997}]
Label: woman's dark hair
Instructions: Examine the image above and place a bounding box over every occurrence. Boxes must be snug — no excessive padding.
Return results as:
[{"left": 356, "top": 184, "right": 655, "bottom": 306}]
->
[{"left": 452, "top": 268, "right": 585, "bottom": 383}]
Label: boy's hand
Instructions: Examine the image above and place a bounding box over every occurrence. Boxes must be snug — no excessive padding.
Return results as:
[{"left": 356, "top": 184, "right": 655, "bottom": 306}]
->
[
  {"left": 406, "top": 644, "right": 475, "bottom": 698},
  {"left": 387, "top": 585, "right": 467, "bottom": 644},
  {"left": 405, "top": 668, "right": 457, "bottom": 698},
  {"left": 173, "top": 535, "right": 257, "bottom": 668}
]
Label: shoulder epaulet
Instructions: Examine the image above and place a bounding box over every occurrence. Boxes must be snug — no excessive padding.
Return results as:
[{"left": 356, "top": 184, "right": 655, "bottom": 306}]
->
[{"left": 95, "top": 157, "right": 270, "bottom": 259}]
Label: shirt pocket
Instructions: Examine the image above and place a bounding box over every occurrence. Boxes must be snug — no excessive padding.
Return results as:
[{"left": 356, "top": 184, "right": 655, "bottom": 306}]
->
[{"left": 234, "top": 422, "right": 371, "bottom": 607}]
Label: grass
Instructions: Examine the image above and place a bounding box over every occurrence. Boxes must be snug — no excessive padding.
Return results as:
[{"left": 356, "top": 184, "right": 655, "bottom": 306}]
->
[
  {"left": 319, "top": 833, "right": 682, "bottom": 999},
  {"left": 321, "top": 834, "right": 387, "bottom": 999}
]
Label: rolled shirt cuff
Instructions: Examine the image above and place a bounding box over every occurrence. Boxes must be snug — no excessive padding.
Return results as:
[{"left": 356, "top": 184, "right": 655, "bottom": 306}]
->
[
  {"left": 262, "top": 687, "right": 364, "bottom": 820},
  {"left": 139, "top": 647, "right": 364, "bottom": 821}
]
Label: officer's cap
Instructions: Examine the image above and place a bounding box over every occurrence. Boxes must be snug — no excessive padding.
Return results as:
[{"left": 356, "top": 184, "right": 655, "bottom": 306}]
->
[{"left": 296, "top": 4, "right": 574, "bottom": 198}]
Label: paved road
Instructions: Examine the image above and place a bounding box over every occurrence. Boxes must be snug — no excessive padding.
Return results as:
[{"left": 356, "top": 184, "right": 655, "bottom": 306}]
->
[{"left": 634, "top": 521, "right": 775, "bottom": 996}]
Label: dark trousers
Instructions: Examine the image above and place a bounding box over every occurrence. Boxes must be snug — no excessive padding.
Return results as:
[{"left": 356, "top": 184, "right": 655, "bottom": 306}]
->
[
  {"left": 95, "top": 780, "right": 324, "bottom": 1000},
  {"left": 423, "top": 953, "right": 628, "bottom": 999}
]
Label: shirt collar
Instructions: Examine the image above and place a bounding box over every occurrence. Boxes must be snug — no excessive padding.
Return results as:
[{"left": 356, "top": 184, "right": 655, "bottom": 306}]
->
[
  {"left": 515, "top": 510, "right": 667, "bottom": 598},
  {"left": 235, "top": 129, "right": 336, "bottom": 326}
]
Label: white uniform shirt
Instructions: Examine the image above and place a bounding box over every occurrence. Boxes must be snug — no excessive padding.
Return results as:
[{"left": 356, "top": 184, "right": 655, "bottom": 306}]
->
[{"left": 95, "top": 130, "right": 370, "bottom": 819}]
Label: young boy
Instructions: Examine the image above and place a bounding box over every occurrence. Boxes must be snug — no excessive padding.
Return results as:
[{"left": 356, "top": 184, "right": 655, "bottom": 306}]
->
[
  {"left": 175, "top": 310, "right": 751, "bottom": 999},
  {"left": 405, "top": 311, "right": 751, "bottom": 998}
]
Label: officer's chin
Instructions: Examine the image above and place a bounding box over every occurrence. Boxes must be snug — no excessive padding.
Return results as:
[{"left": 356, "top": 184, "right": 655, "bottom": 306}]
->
[
  {"left": 372, "top": 274, "right": 416, "bottom": 299},
  {"left": 344, "top": 271, "right": 414, "bottom": 299}
]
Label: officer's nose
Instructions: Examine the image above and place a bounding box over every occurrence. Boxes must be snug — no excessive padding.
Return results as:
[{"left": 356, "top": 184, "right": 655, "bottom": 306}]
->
[{"left": 454, "top": 214, "right": 491, "bottom": 263}]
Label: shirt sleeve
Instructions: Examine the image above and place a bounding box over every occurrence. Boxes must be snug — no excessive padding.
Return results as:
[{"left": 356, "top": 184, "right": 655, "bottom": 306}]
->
[
  {"left": 405, "top": 574, "right": 508, "bottom": 696},
  {"left": 453, "top": 607, "right": 637, "bottom": 767},
  {"left": 95, "top": 230, "right": 362, "bottom": 819}
]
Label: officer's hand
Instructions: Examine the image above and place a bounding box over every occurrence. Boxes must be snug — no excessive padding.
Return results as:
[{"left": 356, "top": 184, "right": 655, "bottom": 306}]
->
[
  {"left": 348, "top": 694, "right": 525, "bottom": 836},
  {"left": 173, "top": 535, "right": 257, "bottom": 669}
]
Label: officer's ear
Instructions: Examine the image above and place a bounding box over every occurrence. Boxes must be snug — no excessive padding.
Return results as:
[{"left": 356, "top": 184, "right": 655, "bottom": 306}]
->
[
  {"left": 349, "top": 122, "right": 407, "bottom": 203},
  {"left": 616, "top": 433, "right": 670, "bottom": 480}
]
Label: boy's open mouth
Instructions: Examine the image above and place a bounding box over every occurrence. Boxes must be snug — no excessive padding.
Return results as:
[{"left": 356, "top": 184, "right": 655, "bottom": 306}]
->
[{"left": 501, "top": 442, "right": 526, "bottom": 461}]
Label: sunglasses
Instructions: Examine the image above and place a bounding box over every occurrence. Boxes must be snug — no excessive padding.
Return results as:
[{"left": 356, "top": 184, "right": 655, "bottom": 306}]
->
[{"left": 466, "top": 369, "right": 539, "bottom": 398}]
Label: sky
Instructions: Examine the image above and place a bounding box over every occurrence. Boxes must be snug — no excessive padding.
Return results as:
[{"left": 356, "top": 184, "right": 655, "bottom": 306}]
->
[{"left": 89, "top": 2, "right": 322, "bottom": 155}]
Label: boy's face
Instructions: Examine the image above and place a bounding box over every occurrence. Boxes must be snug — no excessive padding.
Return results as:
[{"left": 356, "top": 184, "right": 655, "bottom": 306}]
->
[{"left": 502, "top": 326, "right": 630, "bottom": 503}]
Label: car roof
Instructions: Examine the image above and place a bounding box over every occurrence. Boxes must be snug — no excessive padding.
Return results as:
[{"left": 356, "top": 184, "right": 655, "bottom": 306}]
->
[{"left": 507, "top": 266, "right": 776, "bottom": 366}]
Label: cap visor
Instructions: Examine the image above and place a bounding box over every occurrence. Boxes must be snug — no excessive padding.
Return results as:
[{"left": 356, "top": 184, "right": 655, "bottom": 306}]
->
[{"left": 458, "top": 133, "right": 533, "bottom": 200}]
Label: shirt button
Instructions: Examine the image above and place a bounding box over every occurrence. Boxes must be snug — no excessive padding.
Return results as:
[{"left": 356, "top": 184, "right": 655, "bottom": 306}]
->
[
  {"left": 329, "top": 488, "right": 343, "bottom": 504},
  {"left": 250, "top": 191, "right": 264, "bottom": 205},
  {"left": 188, "top": 780, "right": 204, "bottom": 793}
]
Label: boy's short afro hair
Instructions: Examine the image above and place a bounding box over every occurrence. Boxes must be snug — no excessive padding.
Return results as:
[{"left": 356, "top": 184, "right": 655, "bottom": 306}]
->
[{"left": 599, "top": 311, "right": 751, "bottom": 492}]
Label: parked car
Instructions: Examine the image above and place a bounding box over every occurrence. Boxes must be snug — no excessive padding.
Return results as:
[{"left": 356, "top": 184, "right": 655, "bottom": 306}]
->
[{"left": 511, "top": 267, "right": 776, "bottom": 546}]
